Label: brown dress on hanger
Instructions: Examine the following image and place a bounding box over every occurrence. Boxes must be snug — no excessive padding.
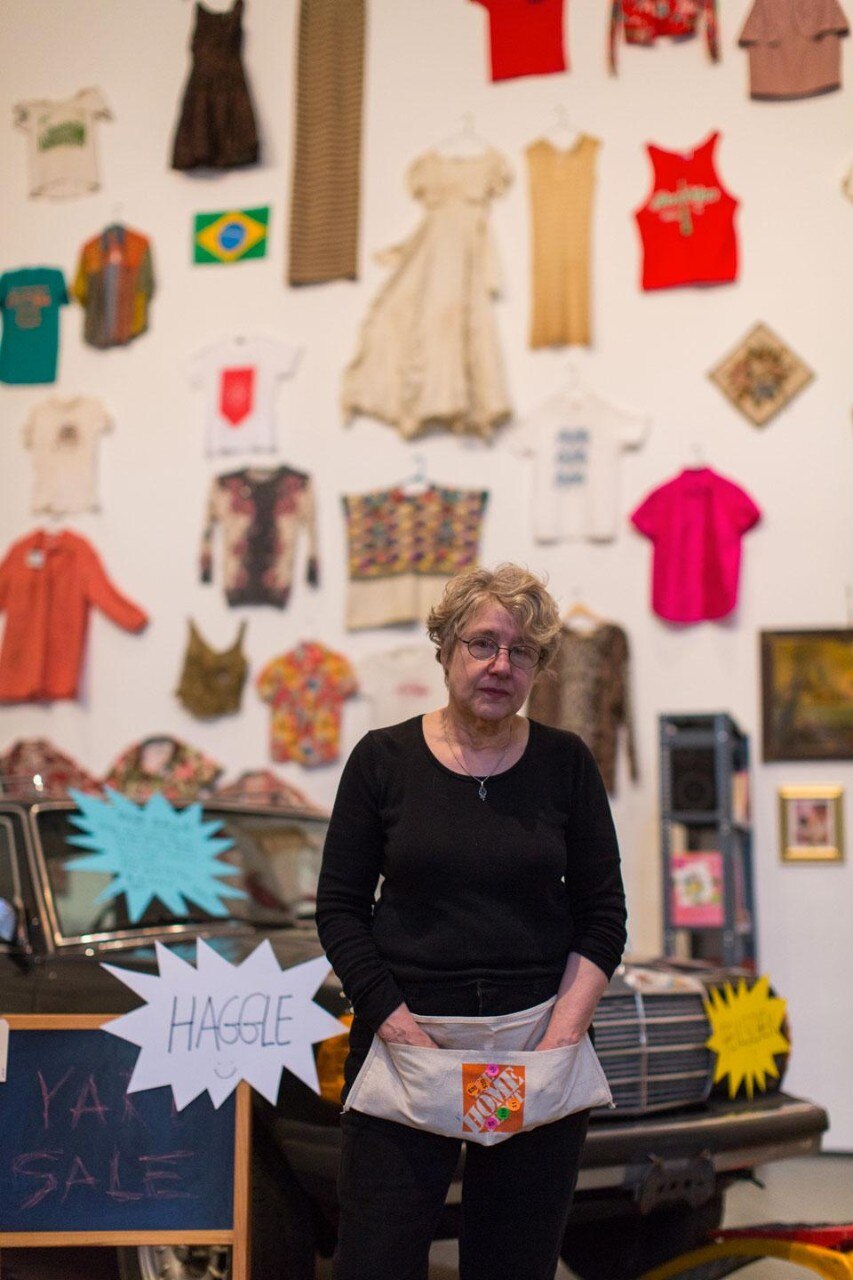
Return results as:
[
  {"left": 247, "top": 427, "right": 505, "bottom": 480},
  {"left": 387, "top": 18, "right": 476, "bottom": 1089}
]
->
[
  {"left": 171, "top": 0, "right": 260, "bottom": 170},
  {"left": 175, "top": 620, "right": 248, "bottom": 719}
]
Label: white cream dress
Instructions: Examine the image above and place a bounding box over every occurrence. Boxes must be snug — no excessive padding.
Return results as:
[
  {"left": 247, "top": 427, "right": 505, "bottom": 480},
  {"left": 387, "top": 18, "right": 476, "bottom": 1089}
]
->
[{"left": 342, "top": 148, "right": 513, "bottom": 441}]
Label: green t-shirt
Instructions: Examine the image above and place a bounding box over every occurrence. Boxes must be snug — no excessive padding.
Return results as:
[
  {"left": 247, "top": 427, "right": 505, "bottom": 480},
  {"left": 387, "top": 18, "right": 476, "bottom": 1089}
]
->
[{"left": 0, "top": 267, "right": 68, "bottom": 384}]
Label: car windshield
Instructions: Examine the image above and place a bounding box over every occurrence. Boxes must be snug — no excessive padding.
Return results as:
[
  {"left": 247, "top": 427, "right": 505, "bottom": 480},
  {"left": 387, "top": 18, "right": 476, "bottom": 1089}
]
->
[{"left": 35, "top": 805, "right": 328, "bottom": 941}]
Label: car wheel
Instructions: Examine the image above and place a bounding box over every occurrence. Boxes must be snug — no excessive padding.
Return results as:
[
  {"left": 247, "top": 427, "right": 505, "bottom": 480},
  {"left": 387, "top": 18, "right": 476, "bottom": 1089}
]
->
[
  {"left": 560, "top": 1192, "right": 724, "bottom": 1280},
  {"left": 117, "top": 1244, "right": 230, "bottom": 1280}
]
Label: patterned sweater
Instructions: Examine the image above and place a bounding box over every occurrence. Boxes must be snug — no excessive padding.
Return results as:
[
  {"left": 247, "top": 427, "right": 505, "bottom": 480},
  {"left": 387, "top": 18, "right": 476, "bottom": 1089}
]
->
[{"left": 200, "top": 465, "right": 319, "bottom": 608}]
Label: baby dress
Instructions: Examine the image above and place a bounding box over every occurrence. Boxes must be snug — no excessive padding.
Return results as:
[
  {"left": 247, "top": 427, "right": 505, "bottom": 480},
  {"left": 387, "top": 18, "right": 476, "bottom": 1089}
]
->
[
  {"left": 342, "top": 149, "right": 513, "bottom": 441},
  {"left": 171, "top": 0, "right": 259, "bottom": 170}
]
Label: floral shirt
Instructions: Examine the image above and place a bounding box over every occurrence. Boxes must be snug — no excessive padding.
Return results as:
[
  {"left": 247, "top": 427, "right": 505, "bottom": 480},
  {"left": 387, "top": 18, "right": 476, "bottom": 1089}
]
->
[
  {"left": 256, "top": 642, "right": 357, "bottom": 767},
  {"left": 102, "top": 735, "right": 223, "bottom": 803},
  {"left": 0, "top": 738, "right": 102, "bottom": 799}
]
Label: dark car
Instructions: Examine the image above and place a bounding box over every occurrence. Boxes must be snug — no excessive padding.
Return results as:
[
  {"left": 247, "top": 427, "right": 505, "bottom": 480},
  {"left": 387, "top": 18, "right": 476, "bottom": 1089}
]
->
[{"left": 0, "top": 798, "right": 829, "bottom": 1280}]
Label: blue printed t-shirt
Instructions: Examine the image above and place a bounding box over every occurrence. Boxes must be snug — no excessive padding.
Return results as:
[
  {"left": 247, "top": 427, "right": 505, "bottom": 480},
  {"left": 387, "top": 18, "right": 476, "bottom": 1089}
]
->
[{"left": 0, "top": 267, "right": 68, "bottom": 384}]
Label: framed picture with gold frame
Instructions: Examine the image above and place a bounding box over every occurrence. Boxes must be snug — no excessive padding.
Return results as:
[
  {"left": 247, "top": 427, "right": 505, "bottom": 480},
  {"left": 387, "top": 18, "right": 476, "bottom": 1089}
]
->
[
  {"left": 760, "top": 629, "right": 853, "bottom": 761},
  {"left": 778, "top": 785, "right": 844, "bottom": 863}
]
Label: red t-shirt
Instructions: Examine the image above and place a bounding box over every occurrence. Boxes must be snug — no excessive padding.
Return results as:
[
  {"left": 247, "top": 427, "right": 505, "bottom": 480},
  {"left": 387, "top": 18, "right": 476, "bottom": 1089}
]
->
[
  {"left": 634, "top": 131, "right": 739, "bottom": 290},
  {"left": 472, "top": 0, "right": 567, "bottom": 82}
]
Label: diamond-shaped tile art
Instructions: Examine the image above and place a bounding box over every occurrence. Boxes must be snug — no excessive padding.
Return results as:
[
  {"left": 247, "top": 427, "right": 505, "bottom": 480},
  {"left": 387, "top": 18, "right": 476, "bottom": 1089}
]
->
[{"left": 708, "top": 322, "right": 813, "bottom": 427}]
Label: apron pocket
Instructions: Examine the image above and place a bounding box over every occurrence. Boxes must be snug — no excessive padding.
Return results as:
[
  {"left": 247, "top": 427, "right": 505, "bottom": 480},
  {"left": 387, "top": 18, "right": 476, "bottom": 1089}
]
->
[{"left": 344, "top": 1033, "right": 612, "bottom": 1147}]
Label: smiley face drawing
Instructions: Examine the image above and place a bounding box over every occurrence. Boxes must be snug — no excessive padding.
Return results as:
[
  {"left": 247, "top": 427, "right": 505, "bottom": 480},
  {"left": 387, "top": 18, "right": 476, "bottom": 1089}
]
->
[{"left": 214, "top": 1059, "right": 238, "bottom": 1080}]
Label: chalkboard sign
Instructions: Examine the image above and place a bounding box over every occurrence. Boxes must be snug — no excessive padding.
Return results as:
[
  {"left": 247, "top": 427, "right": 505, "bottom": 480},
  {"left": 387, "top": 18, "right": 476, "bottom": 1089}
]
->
[{"left": 0, "top": 1016, "right": 250, "bottom": 1278}]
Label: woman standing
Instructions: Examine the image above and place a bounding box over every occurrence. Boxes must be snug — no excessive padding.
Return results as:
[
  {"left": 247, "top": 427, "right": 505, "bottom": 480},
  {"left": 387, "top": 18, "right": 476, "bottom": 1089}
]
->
[{"left": 316, "top": 563, "right": 627, "bottom": 1280}]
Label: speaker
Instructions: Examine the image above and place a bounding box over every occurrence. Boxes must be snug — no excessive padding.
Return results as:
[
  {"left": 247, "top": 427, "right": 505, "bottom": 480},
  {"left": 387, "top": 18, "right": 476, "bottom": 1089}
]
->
[{"left": 669, "top": 747, "right": 717, "bottom": 812}]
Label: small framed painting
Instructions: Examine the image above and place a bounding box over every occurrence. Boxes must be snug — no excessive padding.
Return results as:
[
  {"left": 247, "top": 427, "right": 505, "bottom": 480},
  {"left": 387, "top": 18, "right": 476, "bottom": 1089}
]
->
[
  {"left": 778, "top": 785, "right": 844, "bottom": 863},
  {"left": 760, "top": 629, "right": 853, "bottom": 761},
  {"left": 708, "top": 322, "right": 813, "bottom": 427}
]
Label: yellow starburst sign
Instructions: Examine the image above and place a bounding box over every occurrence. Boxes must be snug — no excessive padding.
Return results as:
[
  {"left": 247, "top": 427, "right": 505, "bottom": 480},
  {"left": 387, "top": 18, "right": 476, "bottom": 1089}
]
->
[{"left": 704, "top": 976, "right": 790, "bottom": 1099}]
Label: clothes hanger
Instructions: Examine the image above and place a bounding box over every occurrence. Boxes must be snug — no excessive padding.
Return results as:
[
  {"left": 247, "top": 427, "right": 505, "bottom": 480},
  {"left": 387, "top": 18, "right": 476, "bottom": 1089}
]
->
[
  {"left": 435, "top": 112, "right": 492, "bottom": 158},
  {"left": 399, "top": 453, "right": 431, "bottom": 496},
  {"left": 546, "top": 104, "right": 581, "bottom": 150},
  {"left": 685, "top": 440, "right": 707, "bottom": 470},
  {"left": 562, "top": 589, "right": 605, "bottom": 634}
]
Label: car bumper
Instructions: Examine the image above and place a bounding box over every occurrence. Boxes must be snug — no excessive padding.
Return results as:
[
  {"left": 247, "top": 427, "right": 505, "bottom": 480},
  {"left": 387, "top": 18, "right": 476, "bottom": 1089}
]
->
[{"left": 269, "top": 1090, "right": 828, "bottom": 1212}]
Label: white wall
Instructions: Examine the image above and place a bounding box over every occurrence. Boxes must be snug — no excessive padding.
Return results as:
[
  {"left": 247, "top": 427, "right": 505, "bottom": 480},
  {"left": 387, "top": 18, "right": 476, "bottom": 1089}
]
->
[{"left": 1, "top": 0, "right": 851, "bottom": 1145}]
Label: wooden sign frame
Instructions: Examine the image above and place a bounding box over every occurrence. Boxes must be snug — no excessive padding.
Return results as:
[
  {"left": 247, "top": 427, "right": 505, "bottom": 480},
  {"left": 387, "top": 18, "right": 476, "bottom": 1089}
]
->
[{"left": 0, "top": 1014, "right": 251, "bottom": 1280}]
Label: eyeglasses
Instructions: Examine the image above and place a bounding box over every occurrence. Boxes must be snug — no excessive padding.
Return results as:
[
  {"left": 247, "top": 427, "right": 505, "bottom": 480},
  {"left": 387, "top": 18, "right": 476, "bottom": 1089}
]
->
[{"left": 459, "top": 635, "right": 542, "bottom": 671}]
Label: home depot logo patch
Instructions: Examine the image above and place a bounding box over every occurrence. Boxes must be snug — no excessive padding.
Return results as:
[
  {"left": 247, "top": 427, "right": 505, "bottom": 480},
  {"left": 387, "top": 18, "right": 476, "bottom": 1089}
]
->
[{"left": 461, "top": 1062, "right": 525, "bottom": 1136}]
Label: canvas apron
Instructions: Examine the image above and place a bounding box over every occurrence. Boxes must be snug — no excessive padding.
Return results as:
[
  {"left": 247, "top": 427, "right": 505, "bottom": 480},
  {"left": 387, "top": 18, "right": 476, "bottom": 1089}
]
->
[{"left": 343, "top": 997, "right": 613, "bottom": 1147}]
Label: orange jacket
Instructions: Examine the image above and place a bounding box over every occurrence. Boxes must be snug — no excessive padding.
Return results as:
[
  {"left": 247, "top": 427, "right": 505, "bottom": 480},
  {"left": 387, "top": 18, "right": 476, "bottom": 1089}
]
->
[{"left": 0, "top": 529, "right": 147, "bottom": 702}]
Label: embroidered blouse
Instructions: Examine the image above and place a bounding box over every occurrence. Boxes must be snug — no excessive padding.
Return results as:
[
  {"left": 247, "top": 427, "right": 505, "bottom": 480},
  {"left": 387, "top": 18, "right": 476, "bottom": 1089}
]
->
[
  {"left": 200, "top": 465, "right": 320, "bottom": 608},
  {"left": 342, "top": 484, "right": 488, "bottom": 630}
]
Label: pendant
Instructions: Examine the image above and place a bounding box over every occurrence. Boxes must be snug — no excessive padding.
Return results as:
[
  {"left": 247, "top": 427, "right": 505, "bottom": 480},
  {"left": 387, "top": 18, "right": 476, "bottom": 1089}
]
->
[{"left": 478, "top": 782, "right": 487, "bottom": 801}]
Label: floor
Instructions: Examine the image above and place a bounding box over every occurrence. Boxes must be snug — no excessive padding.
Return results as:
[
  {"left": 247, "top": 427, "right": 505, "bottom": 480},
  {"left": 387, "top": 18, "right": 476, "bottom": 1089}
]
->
[
  {"left": 317, "top": 1157, "right": 853, "bottom": 1279},
  {"left": 2, "top": 1156, "right": 850, "bottom": 1280}
]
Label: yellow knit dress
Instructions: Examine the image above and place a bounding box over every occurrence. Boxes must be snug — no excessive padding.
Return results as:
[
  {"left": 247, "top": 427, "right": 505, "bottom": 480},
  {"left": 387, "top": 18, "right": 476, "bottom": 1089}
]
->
[{"left": 527, "top": 135, "right": 600, "bottom": 349}]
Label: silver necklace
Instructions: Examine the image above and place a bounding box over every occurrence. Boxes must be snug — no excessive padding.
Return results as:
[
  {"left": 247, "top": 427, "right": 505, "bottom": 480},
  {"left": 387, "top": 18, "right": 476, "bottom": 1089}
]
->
[{"left": 442, "top": 712, "right": 513, "bottom": 801}]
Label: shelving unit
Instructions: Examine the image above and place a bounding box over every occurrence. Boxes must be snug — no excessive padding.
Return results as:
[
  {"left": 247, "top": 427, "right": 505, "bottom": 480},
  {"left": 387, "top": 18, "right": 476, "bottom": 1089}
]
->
[{"left": 659, "top": 713, "right": 756, "bottom": 969}]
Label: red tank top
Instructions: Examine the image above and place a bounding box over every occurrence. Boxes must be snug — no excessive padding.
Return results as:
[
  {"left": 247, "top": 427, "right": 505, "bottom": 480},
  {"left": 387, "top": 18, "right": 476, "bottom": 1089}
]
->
[{"left": 634, "top": 131, "right": 738, "bottom": 291}]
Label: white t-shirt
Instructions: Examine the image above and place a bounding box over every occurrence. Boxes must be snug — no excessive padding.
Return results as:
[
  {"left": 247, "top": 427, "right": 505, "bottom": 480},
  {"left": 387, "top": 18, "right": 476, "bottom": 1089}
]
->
[
  {"left": 23, "top": 395, "right": 111, "bottom": 515},
  {"left": 188, "top": 335, "right": 302, "bottom": 455},
  {"left": 357, "top": 646, "right": 447, "bottom": 729},
  {"left": 516, "top": 388, "right": 650, "bottom": 543},
  {"left": 14, "top": 88, "right": 112, "bottom": 199}
]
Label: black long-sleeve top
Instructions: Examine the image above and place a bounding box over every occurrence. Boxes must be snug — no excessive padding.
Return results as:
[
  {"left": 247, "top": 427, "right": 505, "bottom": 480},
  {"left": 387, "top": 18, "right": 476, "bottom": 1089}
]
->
[{"left": 315, "top": 717, "right": 627, "bottom": 1032}]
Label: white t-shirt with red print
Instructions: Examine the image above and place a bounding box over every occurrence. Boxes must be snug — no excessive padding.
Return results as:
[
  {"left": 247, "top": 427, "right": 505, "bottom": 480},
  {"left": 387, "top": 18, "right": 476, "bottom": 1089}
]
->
[{"left": 188, "top": 335, "right": 302, "bottom": 456}]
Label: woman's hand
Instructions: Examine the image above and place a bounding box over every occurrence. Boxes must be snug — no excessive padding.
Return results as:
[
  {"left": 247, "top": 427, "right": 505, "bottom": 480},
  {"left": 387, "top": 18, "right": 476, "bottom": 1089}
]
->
[
  {"left": 534, "top": 953, "right": 609, "bottom": 1051},
  {"left": 377, "top": 1002, "right": 439, "bottom": 1048},
  {"left": 534, "top": 1030, "right": 585, "bottom": 1052}
]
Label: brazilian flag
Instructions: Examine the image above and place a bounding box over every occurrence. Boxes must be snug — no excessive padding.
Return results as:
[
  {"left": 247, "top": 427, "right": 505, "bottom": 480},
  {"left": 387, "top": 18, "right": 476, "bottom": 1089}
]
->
[{"left": 193, "top": 206, "right": 270, "bottom": 264}]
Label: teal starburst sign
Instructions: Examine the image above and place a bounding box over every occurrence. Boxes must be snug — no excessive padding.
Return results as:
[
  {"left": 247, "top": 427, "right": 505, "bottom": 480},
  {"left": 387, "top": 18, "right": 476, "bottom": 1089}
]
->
[{"left": 66, "top": 789, "right": 247, "bottom": 923}]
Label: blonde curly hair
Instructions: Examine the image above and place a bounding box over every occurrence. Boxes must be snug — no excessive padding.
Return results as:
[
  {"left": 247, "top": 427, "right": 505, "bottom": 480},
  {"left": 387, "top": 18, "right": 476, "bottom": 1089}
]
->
[{"left": 426, "top": 564, "right": 562, "bottom": 673}]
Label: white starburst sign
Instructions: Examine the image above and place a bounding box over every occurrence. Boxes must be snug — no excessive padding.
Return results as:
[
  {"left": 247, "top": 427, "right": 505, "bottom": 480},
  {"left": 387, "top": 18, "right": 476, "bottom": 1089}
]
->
[{"left": 102, "top": 939, "right": 346, "bottom": 1109}]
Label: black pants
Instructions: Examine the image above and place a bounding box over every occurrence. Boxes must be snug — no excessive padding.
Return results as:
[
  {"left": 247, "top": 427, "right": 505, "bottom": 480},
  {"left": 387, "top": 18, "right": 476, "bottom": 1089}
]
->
[{"left": 333, "top": 977, "right": 590, "bottom": 1280}]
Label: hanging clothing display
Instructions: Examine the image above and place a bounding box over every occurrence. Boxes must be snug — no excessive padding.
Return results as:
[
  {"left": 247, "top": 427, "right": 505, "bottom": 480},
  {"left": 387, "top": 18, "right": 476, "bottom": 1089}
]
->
[
  {"left": 634, "top": 132, "right": 738, "bottom": 291},
  {"left": 343, "top": 485, "right": 488, "bottom": 630},
  {"left": 188, "top": 335, "right": 301, "bottom": 455},
  {"left": 515, "top": 386, "right": 649, "bottom": 543},
  {"left": 609, "top": 0, "right": 719, "bottom": 72},
  {"left": 14, "top": 88, "right": 112, "bottom": 198},
  {"left": 171, "top": 0, "right": 259, "bottom": 170},
  {"left": 0, "top": 267, "right": 67, "bottom": 385},
  {"left": 175, "top": 620, "right": 248, "bottom": 719},
  {"left": 71, "top": 225, "right": 155, "bottom": 348},
  {"left": 200, "top": 465, "right": 320, "bottom": 607},
  {"left": 23, "top": 395, "right": 111, "bottom": 516},
  {"left": 342, "top": 150, "right": 513, "bottom": 441},
  {"left": 215, "top": 768, "right": 323, "bottom": 812},
  {"left": 0, "top": 529, "right": 147, "bottom": 702},
  {"left": 256, "top": 641, "right": 357, "bottom": 767},
  {"left": 0, "top": 739, "right": 102, "bottom": 800},
  {"left": 471, "top": 0, "right": 568, "bottom": 81},
  {"left": 103, "top": 735, "right": 223, "bottom": 804},
  {"left": 527, "top": 624, "right": 638, "bottom": 797},
  {"left": 630, "top": 466, "right": 761, "bottom": 623},
  {"left": 738, "top": 0, "right": 849, "bottom": 99},
  {"left": 357, "top": 645, "right": 448, "bottom": 729},
  {"left": 527, "top": 135, "right": 600, "bottom": 348},
  {"left": 288, "top": 0, "right": 366, "bottom": 284}
]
